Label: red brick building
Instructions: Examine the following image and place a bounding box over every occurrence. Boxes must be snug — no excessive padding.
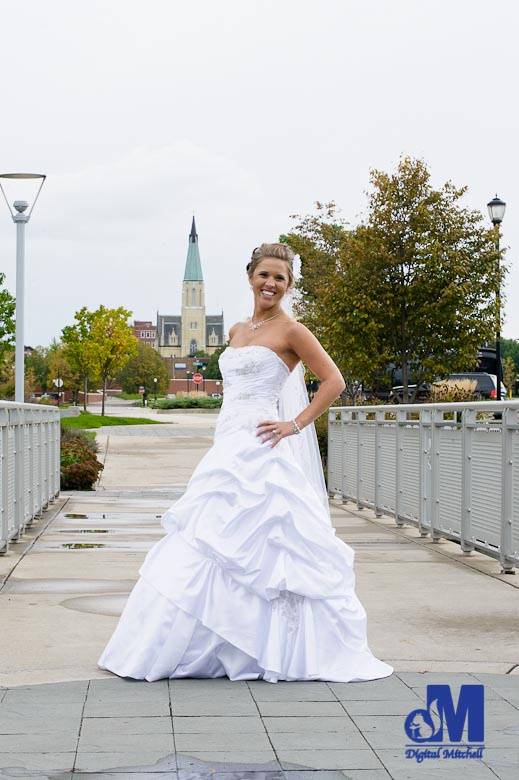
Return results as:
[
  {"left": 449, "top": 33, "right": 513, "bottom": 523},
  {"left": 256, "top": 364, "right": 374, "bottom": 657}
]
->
[{"left": 132, "top": 321, "right": 157, "bottom": 347}]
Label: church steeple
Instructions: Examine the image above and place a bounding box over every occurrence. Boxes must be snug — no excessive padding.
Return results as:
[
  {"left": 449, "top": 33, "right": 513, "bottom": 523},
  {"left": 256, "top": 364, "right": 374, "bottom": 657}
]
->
[
  {"left": 189, "top": 216, "right": 197, "bottom": 242},
  {"left": 183, "top": 216, "right": 203, "bottom": 281}
]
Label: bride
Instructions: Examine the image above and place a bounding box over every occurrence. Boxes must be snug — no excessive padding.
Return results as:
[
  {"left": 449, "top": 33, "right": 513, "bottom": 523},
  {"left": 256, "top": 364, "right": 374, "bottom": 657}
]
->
[{"left": 98, "top": 242, "right": 393, "bottom": 683}]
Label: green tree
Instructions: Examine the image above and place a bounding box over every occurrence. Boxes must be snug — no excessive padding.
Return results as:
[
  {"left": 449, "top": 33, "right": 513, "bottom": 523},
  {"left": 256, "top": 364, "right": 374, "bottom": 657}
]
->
[
  {"left": 25, "top": 346, "right": 51, "bottom": 394},
  {"left": 0, "top": 272, "right": 16, "bottom": 364},
  {"left": 116, "top": 341, "right": 170, "bottom": 396},
  {"left": 285, "top": 158, "right": 505, "bottom": 403},
  {"left": 204, "top": 344, "right": 226, "bottom": 380},
  {"left": 88, "top": 306, "right": 138, "bottom": 415},
  {"left": 502, "top": 356, "right": 517, "bottom": 398},
  {"left": 283, "top": 202, "right": 375, "bottom": 401},
  {"left": 0, "top": 348, "right": 14, "bottom": 399},
  {"left": 501, "top": 338, "right": 519, "bottom": 374},
  {"left": 47, "top": 345, "right": 80, "bottom": 403},
  {"left": 62, "top": 307, "right": 99, "bottom": 412}
]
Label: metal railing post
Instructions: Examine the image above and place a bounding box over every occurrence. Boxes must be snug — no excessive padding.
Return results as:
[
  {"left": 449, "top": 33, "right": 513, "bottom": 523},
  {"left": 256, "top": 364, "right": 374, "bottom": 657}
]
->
[
  {"left": 418, "top": 407, "right": 431, "bottom": 537},
  {"left": 341, "top": 410, "right": 349, "bottom": 504},
  {"left": 374, "top": 410, "right": 383, "bottom": 517},
  {"left": 460, "top": 408, "right": 475, "bottom": 555},
  {"left": 395, "top": 410, "right": 405, "bottom": 526},
  {"left": 356, "top": 410, "right": 364, "bottom": 510},
  {"left": 500, "top": 407, "right": 515, "bottom": 573}
]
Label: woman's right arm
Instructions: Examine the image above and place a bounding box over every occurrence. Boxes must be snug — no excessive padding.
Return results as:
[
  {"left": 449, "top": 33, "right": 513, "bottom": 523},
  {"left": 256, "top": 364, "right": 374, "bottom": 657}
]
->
[{"left": 287, "top": 322, "right": 346, "bottom": 430}]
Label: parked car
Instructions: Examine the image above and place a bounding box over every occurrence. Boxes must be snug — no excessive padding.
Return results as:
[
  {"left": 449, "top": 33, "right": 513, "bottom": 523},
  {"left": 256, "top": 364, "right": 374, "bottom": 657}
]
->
[
  {"left": 440, "top": 373, "right": 507, "bottom": 400},
  {"left": 390, "top": 372, "right": 506, "bottom": 403},
  {"left": 389, "top": 383, "right": 429, "bottom": 403},
  {"left": 210, "top": 393, "right": 222, "bottom": 399}
]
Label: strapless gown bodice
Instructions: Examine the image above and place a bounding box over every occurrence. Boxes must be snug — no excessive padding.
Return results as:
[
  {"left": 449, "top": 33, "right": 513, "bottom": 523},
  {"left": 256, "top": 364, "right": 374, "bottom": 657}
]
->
[
  {"left": 214, "top": 345, "right": 292, "bottom": 437},
  {"left": 98, "top": 345, "right": 393, "bottom": 683}
]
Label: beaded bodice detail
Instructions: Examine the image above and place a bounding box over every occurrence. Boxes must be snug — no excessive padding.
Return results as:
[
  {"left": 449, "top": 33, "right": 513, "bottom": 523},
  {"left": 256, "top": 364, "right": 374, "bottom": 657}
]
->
[{"left": 215, "top": 345, "right": 292, "bottom": 437}]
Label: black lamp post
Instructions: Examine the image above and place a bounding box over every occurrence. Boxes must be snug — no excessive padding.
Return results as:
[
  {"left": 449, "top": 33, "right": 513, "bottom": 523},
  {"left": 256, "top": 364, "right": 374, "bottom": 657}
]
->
[
  {"left": 487, "top": 195, "right": 506, "bottom": 400},
  {"left": 153, "top": 377, "right": 157, "bottom": 403}
]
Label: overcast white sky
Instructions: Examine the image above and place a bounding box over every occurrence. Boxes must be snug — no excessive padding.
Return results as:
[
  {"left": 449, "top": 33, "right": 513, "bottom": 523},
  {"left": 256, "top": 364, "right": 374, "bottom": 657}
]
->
[{"left": 0, "top": 0, "right": 517, "bottom": 348}]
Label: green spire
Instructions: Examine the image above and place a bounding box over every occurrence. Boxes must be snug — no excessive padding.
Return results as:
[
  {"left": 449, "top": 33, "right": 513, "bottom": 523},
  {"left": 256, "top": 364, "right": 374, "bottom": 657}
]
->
[{"left": 183, "top": 216, "right": 203, "bottom": 281}]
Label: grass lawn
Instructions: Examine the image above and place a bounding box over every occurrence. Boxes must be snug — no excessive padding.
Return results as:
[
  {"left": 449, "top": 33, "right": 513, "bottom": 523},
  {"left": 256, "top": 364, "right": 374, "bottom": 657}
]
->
[{"left": 60, "top": 411, "right": 167, "bottom": 429}]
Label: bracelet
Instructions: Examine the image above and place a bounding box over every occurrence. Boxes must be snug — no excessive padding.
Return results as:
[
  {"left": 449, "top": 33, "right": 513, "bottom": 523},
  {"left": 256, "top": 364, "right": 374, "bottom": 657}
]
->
[{"left": 291, "top": 419, "right": 302, "bottom": 435}]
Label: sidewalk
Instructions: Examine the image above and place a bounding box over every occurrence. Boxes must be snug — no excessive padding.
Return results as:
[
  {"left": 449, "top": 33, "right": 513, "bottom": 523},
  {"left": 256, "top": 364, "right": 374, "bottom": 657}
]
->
[{"left": 0, "top": 411, "right": 518, "bottom": 778}]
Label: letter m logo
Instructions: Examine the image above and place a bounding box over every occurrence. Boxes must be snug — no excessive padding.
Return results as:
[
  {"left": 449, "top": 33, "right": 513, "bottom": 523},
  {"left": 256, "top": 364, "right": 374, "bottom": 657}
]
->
[{"left": 427, "top": 684, "right": 484, "bottom": 743}]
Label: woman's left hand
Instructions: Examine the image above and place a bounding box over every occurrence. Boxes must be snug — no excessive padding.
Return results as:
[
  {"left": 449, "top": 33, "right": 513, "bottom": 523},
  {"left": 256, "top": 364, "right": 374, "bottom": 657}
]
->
[{"left": 256, "top": 420, "right": 294, "bottom": 448}]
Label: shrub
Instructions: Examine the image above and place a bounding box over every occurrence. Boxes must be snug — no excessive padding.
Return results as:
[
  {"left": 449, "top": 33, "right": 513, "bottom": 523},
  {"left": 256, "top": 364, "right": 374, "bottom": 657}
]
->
[
  {"left": 154, "top": 397, "right": 222, "bottom": 409},
  {"left": 429, "top": 378, "right": 477, "bottom": 403},
  {"left": 314, "top": 410, "right": 329, "bottom": 467},
  {"left": 60, "top": 425, "right": 99, "bottom": 453},
  {"left": 60, "top": 429, "right": 103, "bottom": 490}
]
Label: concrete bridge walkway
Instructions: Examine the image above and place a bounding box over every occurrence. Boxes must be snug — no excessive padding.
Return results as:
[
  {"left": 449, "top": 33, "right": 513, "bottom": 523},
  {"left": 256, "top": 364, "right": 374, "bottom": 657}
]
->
[{"left": 0, "top": 409, "right": 518, "bottom": 779}]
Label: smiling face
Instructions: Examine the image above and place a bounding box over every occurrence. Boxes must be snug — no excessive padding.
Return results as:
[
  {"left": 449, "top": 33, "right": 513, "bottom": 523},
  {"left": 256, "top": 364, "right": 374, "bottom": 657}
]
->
[{"left": 249, "top": 257, "right": 291, "bottom": 309}]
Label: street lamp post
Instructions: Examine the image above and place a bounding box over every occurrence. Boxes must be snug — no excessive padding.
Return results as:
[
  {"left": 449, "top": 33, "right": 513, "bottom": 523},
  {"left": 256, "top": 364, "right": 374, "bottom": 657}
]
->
[
  {"left": 202, "top": 365, "right": 206, "bottom": 393},
  {"left": 186, "top": 371, "right": 191, "bottom": 394},
  {"left": 0, "top": 173, "right": 46, "bottom": 403},
  {"left": 53, "top": 372, "right": 63, "bottom": 407},
  {"left": 487, "top": 195, "right": 506, "bottom": 401},
  {"left": 153, "top": 377, "right": 157, "bottom": 403}
]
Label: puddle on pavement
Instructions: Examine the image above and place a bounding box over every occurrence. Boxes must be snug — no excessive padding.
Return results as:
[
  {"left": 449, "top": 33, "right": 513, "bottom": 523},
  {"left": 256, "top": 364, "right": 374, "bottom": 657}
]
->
[
  {"left": 61, "top": 593, "right": 128, "bottom": 616},
  {"left": 33, "top": 540, "right": 155, "bottom": 552},
  {"left": 2, "top": 578, "right": 135, "bottom": 594},
  {"left": 64, "top": 512, "right": 165, "bottom": 520},
  {"left": 58, "top": 528, "right": 113, "bottom": 533},
  {"left": 61, "top": 542, "right": 107, "bottom": 549},
  {"left": 54, "top": 527, "right": 162, "bottom": 535}
]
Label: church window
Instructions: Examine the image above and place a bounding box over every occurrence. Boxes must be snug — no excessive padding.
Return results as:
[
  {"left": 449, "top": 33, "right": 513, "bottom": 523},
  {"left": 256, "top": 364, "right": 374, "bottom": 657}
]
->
[{"left": 191, "top": 287, "right": 196, "bottom": 305}]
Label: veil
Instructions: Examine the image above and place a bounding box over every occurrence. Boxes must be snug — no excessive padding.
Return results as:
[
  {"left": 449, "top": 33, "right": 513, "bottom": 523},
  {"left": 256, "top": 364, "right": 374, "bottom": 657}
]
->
[{"left": 277, "top": 255, "right": 331, "bottom": 519}]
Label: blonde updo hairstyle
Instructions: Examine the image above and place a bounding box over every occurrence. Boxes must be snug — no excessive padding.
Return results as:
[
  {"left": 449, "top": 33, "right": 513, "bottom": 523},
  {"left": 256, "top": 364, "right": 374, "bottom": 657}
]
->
[{"left": 246, "top": 243, "right": 295, "bottom": 290}]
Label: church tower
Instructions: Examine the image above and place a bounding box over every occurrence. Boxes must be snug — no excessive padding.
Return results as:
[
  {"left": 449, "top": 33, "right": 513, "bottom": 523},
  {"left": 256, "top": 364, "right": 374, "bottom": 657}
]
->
[
  {"left": 181, "top": 216, "right": 206, "bottom": 356},
  {"left": 156, "top": 217, "right": 224, "bottom": 358}
]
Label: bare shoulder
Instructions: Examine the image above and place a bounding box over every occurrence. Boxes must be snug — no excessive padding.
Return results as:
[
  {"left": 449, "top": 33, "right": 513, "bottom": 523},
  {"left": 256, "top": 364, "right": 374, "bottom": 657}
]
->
[
  {"left": 228, "top": 321, "right": 246, "bottom": 342},
  {"left": 287, "top": 321, "right": 343, "bottom": 384},
  {"left": 286, "top": 321, "right": 321, "bottom": 352}
]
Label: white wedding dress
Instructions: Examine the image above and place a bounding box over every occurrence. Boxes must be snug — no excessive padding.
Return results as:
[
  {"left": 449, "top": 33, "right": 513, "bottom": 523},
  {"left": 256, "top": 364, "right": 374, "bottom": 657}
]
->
[{"left": 98, "top": 345, "right": 393, "bottom": 683}]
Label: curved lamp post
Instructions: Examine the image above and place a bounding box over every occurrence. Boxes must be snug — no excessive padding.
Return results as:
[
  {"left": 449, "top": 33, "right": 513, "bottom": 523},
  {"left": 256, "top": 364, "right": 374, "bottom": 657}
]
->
[
  {"left": 0, "top": 173, "right": 46, "bottom": 402},
  {"left": 487, "top": 195, "right": 506, "bottom": 401}
]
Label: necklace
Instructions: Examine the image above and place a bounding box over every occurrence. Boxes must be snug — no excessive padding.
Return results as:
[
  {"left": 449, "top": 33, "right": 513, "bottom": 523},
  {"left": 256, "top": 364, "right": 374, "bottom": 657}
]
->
[{"left": 248, "top": 311, "right": 283, "bottom": 331}]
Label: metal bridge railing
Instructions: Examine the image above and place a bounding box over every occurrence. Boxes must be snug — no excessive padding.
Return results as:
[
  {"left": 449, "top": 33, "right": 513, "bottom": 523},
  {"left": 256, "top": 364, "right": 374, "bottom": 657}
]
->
[
  {"left": 328, "top": 400, "right": 519, "bottom": 573},
  {"left": 1, "top": 401, "right": 60, "bottom": 554}
]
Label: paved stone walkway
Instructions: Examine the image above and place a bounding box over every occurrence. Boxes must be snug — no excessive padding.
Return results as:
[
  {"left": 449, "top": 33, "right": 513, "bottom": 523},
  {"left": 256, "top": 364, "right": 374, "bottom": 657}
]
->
[
  {"left": 1, "top": 674, "right": 518, "bottom": 779},
  {"left": 1, "top": 409, "right": 518, "bottom": 779}
]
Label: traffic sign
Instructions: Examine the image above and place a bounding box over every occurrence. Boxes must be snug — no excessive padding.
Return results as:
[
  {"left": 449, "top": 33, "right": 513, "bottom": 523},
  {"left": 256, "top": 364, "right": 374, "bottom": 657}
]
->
[{"left": 193, "top": 373, "right": 203, "bottom": 384}]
